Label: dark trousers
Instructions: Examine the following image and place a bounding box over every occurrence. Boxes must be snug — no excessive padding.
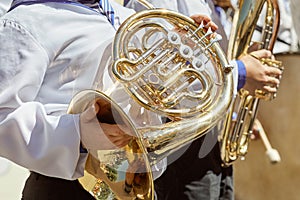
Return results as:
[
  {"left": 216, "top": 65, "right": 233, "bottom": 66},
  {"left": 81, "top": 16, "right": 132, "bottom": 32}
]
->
[
  {"left": 22, "top": 172, "right": 94, "bottom": 200},
  {"left": 154, "top": 137, "right": 234, "bottom": 200}
]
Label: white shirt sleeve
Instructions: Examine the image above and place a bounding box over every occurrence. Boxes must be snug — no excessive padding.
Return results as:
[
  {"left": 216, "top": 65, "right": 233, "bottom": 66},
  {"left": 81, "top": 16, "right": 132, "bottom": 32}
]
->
[
  {"left": 0, "top": 19, "right": 86, "bottom": 180},
  {"left": 0, "top": 0, "right": 12, "bottom": 16}
]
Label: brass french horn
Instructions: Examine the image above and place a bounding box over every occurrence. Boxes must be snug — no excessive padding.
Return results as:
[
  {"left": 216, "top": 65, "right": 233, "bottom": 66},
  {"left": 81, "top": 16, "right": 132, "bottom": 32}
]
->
[
  {"left": 219, "top": 0, "right": 284, "bottom": 166},
  {"left": 68, "top": 0, "right": 234, "bottom": 199}
]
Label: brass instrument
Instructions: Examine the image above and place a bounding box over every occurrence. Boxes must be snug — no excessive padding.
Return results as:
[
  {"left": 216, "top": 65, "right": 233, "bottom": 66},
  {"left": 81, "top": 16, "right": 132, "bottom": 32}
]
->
[
  {"left": 68, "top": 0, "right": 234, "bottom": 199},
  {"left": 220, "top": 0, "right": 283, "bottom": 166}
]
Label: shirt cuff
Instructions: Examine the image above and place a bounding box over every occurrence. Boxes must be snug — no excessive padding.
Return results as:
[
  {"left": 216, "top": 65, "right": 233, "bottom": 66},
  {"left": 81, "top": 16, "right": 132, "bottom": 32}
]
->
[{"left": 236, "top": 60, "right": 247, "bottom": 90}]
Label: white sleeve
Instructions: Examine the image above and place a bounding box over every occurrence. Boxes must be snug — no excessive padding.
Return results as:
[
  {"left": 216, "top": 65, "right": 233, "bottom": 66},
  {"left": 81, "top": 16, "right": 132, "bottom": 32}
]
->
[
  {"left": 182, "top": 0, "right": 211, "bottom": 16},
  {"left": 0, "top": 0, "right": 12, "bottom": 16},
  {"left": 0, "top": 20, "right": 86, "bottom": 180}
]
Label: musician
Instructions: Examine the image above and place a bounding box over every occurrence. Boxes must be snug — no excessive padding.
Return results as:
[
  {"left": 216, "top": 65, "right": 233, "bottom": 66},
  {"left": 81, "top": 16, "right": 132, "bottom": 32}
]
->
[
  {"left": 126, "top": 0, "right": 282, "bottom": 199},
  {"left": 0, "top": 0, "right": 137, "bottom": 199},
  {"left": 0, "top": 0, "right": 222, "bottom": 199}
]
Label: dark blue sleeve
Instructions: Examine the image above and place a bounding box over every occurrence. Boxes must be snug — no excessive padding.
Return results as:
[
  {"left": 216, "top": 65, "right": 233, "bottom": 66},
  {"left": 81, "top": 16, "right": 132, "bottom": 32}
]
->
[{"left": 236, "top": 60, "right": 246, "bottom": 90}]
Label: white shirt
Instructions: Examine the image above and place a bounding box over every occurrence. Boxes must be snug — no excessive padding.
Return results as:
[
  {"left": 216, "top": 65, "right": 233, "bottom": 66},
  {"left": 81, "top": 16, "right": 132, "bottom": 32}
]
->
[
  {"left": 0, "top": 1, "right": 156, "bottom": 180},
  {"left": 0, "top": 0, "right": 12, "bottom": 16},
  {"left": 126, "top": 0, "right": 210, "bottom": 16}
]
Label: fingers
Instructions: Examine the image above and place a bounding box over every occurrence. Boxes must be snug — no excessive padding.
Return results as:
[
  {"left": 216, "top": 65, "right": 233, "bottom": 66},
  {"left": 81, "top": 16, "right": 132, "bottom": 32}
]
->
[
  {"left": 263, "top": 85, "right": 277, "bottom": 93},
  {"left": 102, "top": 123, "right": 133, "bottom": 148},
  {"left": 190, "top": 14, "right": 211, "bottom": 24},
  {"left": 250, "top": 49, "right": 272, "bottom": 59},
  {"left": 242, "top": 48, "right": 283, "bottom": 96},
  {"left": 190, "top": 14, "right": 218, "bottom": 31},
  {"left": 267, "top": 76, "right": 280, "bottom": 86},
  {"left": 263, "top": 62, "right": 283, "bottom": 92},
  {"left": 250, "top": 49, "right": 273, "bottom": 58},
  {"left": 258, "top": 73, "right": 280, "bottom": 93},
  {"left": 257, "top": 75, "right": 280, "bottom": 94},
  {"left": 249, "top": 49, "right": 282, "bottom": 85},
  {"left": 205, "top": 21, "right": 218, "bottom": 32},
  {"left": 110, "top": 136, "right": 132, "bottom": 148},
  {"left": 80, "top": 105, "right": 133, "bottom": 150},
  {"left": 266, "top": 64, "right": 282, "bottom": 77}
]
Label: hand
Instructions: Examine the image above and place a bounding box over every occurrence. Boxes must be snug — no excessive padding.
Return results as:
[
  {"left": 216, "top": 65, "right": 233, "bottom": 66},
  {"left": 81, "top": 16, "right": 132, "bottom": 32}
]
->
[
  {"left": 79, "top": 98, "right": 134, "bottom": 151},
  {"left": 239, "top": 49, "right": 282, "bottom": 95},
  {"left": 190, "top": 14, "right": 219, "bottom": 40},
  {"left": 190, "top": 14, "right": 218, "bottom": 32},
  {"left": 173, "top": 14, "right": 218, "bottom": 43}
]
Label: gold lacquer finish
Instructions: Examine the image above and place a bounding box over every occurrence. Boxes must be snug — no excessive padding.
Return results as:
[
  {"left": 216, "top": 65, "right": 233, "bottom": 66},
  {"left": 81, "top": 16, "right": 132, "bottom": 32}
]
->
[
  {"left": 68, "top": 90, "right": 153, "bottom": 200},
  {"left": 68, "top": 0, "right": 234, "bottom": 199},
  {"left": 220, "top": 0, "right": 284, "bottom": 166}
]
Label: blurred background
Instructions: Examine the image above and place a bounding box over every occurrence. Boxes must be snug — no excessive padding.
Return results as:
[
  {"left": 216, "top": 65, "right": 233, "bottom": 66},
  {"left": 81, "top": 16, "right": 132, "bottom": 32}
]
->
[
  {"left": 234, "top": 53, "right": 300, "bottom": 200},
  {"left": 0, "top": 0, "right": 300, "bottom": 199},
  {"left": 0, "top": 158, "right": 29, "bottom": 199}
]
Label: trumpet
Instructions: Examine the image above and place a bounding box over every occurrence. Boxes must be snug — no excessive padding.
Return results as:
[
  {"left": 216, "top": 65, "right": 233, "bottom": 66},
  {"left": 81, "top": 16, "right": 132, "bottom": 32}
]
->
[{"left": 68, "top": 0, "right": 234, "bottom": 199}]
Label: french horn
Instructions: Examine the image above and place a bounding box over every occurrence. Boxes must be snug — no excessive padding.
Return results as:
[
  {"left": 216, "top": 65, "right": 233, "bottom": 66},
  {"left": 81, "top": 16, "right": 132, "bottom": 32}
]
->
[
  {"left": 68, "top": 0, "right": 234, "bottom": 199},
  {"left": 219, "top": 0, "right": 283, "bottom": 166}
]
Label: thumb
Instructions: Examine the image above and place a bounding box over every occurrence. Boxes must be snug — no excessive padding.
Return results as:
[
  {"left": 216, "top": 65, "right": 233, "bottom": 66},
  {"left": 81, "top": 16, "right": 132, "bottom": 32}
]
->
[{"left": 250, "top": 49, "right": 272, "bottom": 59}]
